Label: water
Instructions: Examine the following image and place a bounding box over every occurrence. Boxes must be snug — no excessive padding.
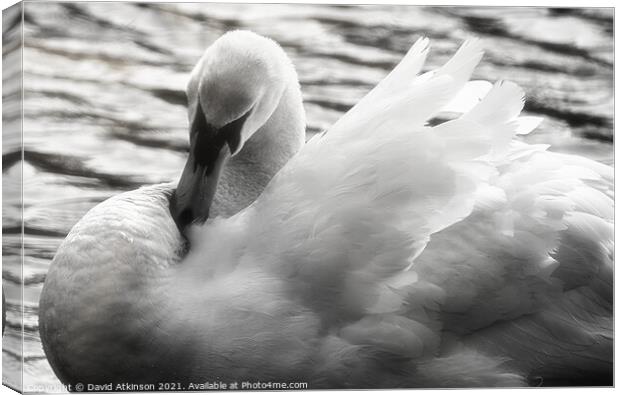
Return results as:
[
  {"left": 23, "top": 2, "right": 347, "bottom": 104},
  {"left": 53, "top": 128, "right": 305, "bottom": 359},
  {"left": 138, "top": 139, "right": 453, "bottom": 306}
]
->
[{"left": 2, "top": 3, "right": 613, "bottom": 391}]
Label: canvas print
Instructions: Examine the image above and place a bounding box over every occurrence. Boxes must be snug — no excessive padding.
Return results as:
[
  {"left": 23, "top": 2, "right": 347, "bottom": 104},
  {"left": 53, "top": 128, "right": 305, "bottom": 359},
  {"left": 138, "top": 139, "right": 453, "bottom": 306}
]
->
[{"left": 1, "top": 2, "right": 614, "bottom": 392}]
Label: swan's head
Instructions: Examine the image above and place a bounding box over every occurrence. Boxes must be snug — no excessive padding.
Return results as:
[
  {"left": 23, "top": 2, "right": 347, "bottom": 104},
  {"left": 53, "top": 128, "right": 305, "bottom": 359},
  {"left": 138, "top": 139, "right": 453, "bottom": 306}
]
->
[{"left": 171, "top": 30, "right": 301, "bottom": 232}]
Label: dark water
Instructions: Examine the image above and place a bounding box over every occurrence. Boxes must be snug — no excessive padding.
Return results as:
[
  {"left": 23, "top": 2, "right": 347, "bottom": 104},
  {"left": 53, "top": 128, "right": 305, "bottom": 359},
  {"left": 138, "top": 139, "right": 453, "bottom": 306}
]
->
[{"left": 2, "top": 3, "right": 613, "bottom": 391}]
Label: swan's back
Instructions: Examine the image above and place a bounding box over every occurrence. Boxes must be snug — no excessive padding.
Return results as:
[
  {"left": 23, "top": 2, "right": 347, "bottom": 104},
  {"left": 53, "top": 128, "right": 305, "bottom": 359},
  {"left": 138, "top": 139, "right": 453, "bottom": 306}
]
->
[
  {"left": 187, "top": 38, "right": 613, "bottom": 386},
  {"left": 39, "top": 184, "right": 187, "bottom": 384}
]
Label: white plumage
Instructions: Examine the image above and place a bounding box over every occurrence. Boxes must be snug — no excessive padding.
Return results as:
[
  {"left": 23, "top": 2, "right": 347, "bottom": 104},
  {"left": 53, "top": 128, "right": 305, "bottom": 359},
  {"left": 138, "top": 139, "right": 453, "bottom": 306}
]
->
[{"left": 40, "top": 31, "right": 613, "bottom": 388}]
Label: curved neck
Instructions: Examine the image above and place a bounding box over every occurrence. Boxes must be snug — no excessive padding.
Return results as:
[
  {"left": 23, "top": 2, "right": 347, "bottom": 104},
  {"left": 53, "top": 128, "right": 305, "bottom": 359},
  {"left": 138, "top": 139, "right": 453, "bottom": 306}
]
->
[{"left": 210, "top": 82, "right": 306, "bottom": 218}]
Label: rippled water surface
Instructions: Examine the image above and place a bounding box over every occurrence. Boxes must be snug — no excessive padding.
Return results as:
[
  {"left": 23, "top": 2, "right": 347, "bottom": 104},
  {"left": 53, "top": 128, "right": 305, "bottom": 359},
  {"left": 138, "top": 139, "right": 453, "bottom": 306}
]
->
[{"left": 2, "top": 3, "right": 613, "bottom": 390}]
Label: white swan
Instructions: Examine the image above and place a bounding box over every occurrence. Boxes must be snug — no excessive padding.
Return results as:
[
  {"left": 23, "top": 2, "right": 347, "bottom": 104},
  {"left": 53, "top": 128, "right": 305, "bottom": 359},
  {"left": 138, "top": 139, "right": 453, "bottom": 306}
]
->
[{"left": 39, "top": 31, "right": 613, "bottom": 388}]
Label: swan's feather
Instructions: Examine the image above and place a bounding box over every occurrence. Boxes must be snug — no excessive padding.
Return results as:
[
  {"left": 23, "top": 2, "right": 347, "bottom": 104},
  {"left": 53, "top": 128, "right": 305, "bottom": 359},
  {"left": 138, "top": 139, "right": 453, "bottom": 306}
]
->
[
  {"left": 352, "top": 37, "right": 430, "bottom": 112},
  {"left": 514, "top": 116, "right": 544, "bottom": 135},
  {"left": 441, "top": 80, "right": 493, "bottom": 114},
  {"left": 328, "top": 38, "right": 484, "bottom": 138}
]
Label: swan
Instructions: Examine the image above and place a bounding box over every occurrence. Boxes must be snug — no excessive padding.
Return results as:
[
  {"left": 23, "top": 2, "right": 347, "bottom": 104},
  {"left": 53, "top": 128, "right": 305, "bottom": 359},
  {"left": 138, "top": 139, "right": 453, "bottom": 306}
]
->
[{"left": 39, "top": 30, "right": 613, "bottom": 388}]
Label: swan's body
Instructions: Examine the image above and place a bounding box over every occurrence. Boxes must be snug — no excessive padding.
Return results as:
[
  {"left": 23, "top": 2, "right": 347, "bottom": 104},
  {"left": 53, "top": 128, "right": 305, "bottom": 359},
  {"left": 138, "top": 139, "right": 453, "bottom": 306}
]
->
[{"left": 39, "top": 31, "right": 613, "bottom": 388}]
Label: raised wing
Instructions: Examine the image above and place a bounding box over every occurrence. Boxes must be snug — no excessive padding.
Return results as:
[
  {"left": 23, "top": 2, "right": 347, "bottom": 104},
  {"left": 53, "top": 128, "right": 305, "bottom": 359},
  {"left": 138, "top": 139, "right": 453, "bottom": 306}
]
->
[
  {"left": 242, "top": 40, "right": 537, "bottom": 319},
  {"left": 187, "top": 38, "right": 612, "bottom": 386}
]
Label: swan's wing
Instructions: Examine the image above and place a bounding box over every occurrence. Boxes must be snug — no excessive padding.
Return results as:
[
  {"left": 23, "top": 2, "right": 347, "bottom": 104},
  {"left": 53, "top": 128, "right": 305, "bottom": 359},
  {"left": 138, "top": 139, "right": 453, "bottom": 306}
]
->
[
  {"left": 244, "top": 55, "right": 533, "bottom": 317},
  {"left": 188, "top": 39, "right": 612, "bottom": 386},
  {"left": 414, "top": 146, "right": 614, "bottom": 384}
]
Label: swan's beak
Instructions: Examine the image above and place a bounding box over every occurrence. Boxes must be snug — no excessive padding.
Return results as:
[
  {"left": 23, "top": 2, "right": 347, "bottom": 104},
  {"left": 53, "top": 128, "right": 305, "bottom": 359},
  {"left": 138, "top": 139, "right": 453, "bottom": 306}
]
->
[{"left": 171, "top": 101, "right": 249, "bottom": 232}]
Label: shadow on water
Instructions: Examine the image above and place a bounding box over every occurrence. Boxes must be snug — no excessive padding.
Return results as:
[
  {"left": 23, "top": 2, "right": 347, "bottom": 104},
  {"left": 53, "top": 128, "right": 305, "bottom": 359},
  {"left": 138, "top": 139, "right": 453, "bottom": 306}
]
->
[
  {"left": 24, "top": 151, "right": 144, "bottom": 190},
  {"left": 548, "top": 8, "right": 614, "bottom": 33},
  {"left": 148, "top": 87, "right": 187, "bottom": 107},
  {"left": 524, "top": 100, "right": 613, "bottom": 142},
  {"left": 442, "top": 10, "right": 613, "bottom": 68}
]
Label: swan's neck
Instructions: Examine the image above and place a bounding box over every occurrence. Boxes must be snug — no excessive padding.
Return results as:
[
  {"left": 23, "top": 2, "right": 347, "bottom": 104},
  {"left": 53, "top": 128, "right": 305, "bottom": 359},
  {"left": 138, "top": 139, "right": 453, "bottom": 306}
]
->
[{"left": 210, "top": 82, "right": 305, "bottom": 217}]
